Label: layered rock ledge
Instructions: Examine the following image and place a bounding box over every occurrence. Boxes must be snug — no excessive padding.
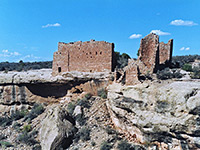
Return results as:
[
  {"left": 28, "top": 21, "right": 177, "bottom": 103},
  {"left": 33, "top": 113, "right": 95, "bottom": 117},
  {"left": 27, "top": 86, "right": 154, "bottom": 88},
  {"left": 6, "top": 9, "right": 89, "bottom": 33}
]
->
[
  {"left": 107, "top": 81, "right": 200, "bottom": 149},
  {"left": 0, "top": 69, "right": 112, "bottom": 85}
]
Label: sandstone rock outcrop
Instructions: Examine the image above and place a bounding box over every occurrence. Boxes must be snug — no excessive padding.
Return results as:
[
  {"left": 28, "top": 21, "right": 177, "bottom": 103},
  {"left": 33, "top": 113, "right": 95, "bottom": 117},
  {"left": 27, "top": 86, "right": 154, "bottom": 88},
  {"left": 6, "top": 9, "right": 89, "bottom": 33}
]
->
[
  {"left": 0, "top": 69, "right": 111, "bottom": 85},
  {"left": 39, "top": 105, "right": 75, "bottom": 150},
  {"left": 107, "top": 81, "right": 200, "bottom": 149},
  {"left": 0, "top": 69, "right": 113, "bottom": 105}
]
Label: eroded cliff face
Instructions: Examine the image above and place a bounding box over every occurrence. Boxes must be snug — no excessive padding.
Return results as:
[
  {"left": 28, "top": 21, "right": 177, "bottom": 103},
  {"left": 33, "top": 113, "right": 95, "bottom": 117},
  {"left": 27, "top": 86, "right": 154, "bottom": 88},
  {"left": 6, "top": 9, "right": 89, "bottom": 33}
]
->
[
  {"left": 0, "top": 69, "right": 200, "bottom": 150},
  {"left": 107, "top": 81, "right": 200, "bottom": 149},
  {"left": 0, "top": 69, "right": 112, "bottom": 105}
]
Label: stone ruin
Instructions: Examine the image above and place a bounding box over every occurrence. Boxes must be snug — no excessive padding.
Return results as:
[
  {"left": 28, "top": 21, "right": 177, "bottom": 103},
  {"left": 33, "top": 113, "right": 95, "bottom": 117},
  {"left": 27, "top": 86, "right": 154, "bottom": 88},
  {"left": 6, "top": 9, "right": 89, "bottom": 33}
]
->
[
  {"left": 125, "top": 33, "right": 173, "bottom": 85},
  {"left": 52, "top": 40, "right": 115, "bottom": 76},
  {"left": 52, "top": 33, "right": 173, "bottom": 85}
]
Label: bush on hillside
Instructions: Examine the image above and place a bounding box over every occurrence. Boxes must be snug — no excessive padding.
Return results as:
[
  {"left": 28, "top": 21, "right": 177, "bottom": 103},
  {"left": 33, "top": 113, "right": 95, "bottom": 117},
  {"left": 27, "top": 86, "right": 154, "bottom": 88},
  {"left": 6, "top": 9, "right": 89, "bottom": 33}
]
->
[
  {"left": 191, "top": 68, "right": 200, "bottom": 79},
  {"left": 24, "top": 103, "right": 45, "bottom": 122},
  {"left": 117, "top": 140, "right": 132, "bottom": 150},
  {"left": 172, "top": 55, "right": 200, "bottom": 68},
  {"left": 0, "top": 61, "right": 52, "bottom": 72},
  {"left": 182, "top": 63, "right": 193, "bottom": 72},
  {"left": 97, "top": 88, "right": 107, "bottom": 99},
  {"left": 100, "top": 141, "right": 113, "bottom": 150},
  {"left": 156, "top": 68, "right": 183, "bottom": 80},
  {"left": 115, "top": 52, "right": 131, "bottom": 68}
]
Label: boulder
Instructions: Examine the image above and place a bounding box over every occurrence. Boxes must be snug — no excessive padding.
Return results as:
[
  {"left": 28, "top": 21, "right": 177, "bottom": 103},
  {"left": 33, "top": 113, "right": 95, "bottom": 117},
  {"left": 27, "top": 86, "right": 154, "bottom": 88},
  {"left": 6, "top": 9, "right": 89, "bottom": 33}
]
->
[{"left": 39, "top": 105, "right": 75, "bottom": 150}]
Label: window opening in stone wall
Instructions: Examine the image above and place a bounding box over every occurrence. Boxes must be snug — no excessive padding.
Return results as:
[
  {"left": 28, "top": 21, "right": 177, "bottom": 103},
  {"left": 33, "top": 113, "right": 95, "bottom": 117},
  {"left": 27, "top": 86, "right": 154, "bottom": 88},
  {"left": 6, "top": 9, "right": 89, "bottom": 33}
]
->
[
  {"left": 58, "top": 67, "right": 61, "bottom": 73},
  {"left": 96, "top": 52, "right": 97, "bottom": 55},
  {"left": 91, "top": 56, "right": 92, "bottom": 58},
  {"left": 90, "top": 52, "right": 92, "bottom": 54},
  {"left": 100, "top": 51, "right": 102, "bottom": 55}
]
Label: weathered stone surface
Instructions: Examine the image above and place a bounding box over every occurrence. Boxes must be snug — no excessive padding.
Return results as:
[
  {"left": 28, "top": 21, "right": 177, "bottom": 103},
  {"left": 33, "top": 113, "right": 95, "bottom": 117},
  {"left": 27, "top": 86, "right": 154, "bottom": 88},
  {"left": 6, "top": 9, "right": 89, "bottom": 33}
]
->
[
  {"left": 124, "top": 33, "right": 173, "bottom": 85},
  {"left": 107, "top": 81, "right": 200, "bottom": 149},
  {"left": 125, "top": 64, "right": 140, "bottom": 85},
  {"left": 0, "top": 70, "right": 113, "bottom": 105},
  {"left": 39, "top": 105, "right": 74, "bottom": 150},
  {"left": 138, "top": 33, "right": 159, "bottom": 73},
  {"left": 0, "top": 69, "right": 111, "bottom": 85},
  {"left": 159, "top": 39, "right": 173, "bottom": 65},
  {"left": 52, "top": 40, "right": 115, "bottom": 76}
]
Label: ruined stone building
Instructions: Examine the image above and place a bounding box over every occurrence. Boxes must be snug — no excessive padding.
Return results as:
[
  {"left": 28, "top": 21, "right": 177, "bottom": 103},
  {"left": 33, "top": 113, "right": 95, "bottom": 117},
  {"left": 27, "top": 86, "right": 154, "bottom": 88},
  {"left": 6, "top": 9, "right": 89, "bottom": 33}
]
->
[
  {"left": 52, "top": 33, "right": 173, "bottom": 86},
  {"left": 52, "top": 40, "right": 115, "bottom": 76},
  {"left": 125, "top": 33, "right": 173, "bottom": 85}
]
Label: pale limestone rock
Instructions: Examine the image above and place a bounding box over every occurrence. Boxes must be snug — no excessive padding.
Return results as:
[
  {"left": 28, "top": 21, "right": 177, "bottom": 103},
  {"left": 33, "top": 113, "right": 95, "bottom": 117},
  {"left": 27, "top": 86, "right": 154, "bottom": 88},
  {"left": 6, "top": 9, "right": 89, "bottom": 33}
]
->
[
  {"left": 0, "top": 69, "right": 112, "bottom": 84},
  {"left": 107, "top": 81, "right": 200, "bottom": 149},
  {"left": 39, "top": 105, "right": 74, "bottom": 150},
  {"left": 73, "top": 105, "right": 82, "bottom": 117}
]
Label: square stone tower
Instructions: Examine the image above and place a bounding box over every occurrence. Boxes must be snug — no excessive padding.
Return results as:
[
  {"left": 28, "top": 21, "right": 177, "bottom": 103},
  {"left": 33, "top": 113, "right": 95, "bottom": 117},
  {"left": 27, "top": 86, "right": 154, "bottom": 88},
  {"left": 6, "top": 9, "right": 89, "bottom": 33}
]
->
[{"left": 52, "top": 40, "right": 115, "bottom": 76}]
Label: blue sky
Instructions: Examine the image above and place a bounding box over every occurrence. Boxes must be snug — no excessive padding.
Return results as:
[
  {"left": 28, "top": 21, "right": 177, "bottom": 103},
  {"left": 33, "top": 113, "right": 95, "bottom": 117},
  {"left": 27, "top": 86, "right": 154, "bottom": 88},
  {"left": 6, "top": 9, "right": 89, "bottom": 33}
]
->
[{"left": 0, "top": 0, "right": 199, "bottom": 62}]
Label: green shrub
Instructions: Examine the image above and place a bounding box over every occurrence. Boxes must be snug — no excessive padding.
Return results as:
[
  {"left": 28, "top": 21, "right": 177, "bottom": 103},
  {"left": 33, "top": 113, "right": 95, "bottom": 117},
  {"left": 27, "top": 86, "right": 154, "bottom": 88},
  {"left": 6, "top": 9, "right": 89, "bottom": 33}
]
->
[
  {"left": 13, "top": 122, "right": 22, "bottom": 131},
  {"left": 24, "top": 103, "right": 45, "bottom": 121},
  {"left": 100, "top": 141, "right": 112, "bottom": 150},
  {"left": 117, "top": 140, "right": 132, "bottom": 150},
  {"left": 75, "top": 114, "right": 86, "bottom": 126},
  {"left": 0, "top": 116, "right": 12, "bottom": 127},
  {"left": 191, "top": 68, "right": 200, "bottom": 79},
  {"left": 17, "top": 130, "right": 38, "bottom": 145},
  {"left": 105, "top": 127, "right": 118, "bottom": 135},
  {"left": 97, "top": 88, "right": 107, "bottom": 99},
  {"left": 77, "top": 98, "right": 91, "bottom": 109},
  {"left": 11, "top": 109, "right": 28, "bottom": 121},
  {"left": 74, "top": 126, "right": 90, "bottom": 142},
  {"left": 182, "top": 63, "right": 193, "bottom": 72},
  {"left": 84, "top": 93, "right": 92, "bottom": 100},
  {"left": 0, "top": 61, "right": 52, "bottom": 72},
  {"left": 156, "top": 68, "right": 183, "bottom": 80},
  {"left": 23, "top": 124, "right": 32, "bottom": 133},
  {"left": 172, "top": 55, "right": 200, "bottom": 68},
  {"left": 115, "top": 52, "right": 131, "bottom": 68},
  {"left": 79, "top": 127, "right": 90, "bottom": 141},
  {"left": 67, "top": 102, "right": 76, "bottom": 115},
  {"left": 0, "top": 141, "right": 13, "bottom": 147}
]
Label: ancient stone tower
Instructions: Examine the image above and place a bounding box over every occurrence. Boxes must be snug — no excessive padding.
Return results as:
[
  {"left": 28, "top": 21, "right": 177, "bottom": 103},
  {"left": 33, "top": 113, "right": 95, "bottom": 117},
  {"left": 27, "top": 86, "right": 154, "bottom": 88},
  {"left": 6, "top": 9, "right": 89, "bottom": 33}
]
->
[
  {"left": 125, "top": 33, "right": 173, "bottom": 85},
  {"left": 52, "top": 40, "right": 115, "bottom": 76}
]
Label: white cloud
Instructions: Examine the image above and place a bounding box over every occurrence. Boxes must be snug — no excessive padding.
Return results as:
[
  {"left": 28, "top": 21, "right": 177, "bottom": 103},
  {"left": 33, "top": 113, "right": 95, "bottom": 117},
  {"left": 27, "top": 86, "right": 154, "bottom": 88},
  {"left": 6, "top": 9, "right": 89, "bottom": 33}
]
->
[
  {"left": 170, "top": 19, "right": 198, "bottom": 26},
  {"left": 0, "top": 49, "right": 21, "bottom": 57},
  {"left": 180, "top": 47, "right": 185, "bottom": 51},
  {"left": 150, "top": 30, "right": 171, "bottom": 36},
  {"left": 42, "top": 23, "right": 61, "bottom": 28},
  {"left": 20, "top": 54, "right": 40, "bottom": 61},
  {"left": 180, "top": 47, "right": 190, "bottom": 51},
  {"left": 129, "top": 34, "right": 142, "bottom": 39},
  {"left": 2, "top": 49, "right": 8, "bottom": 53},
  {"left": 185, "top": 47, "right": 190, "bottom": 51},
  {"left": 13, "top": 52, "right": 20, "bottom": 56}
]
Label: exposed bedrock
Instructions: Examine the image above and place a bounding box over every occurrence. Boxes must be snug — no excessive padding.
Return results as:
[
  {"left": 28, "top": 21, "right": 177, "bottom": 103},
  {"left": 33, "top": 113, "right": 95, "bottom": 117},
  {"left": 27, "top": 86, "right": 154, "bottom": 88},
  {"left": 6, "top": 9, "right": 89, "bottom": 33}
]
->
[
  {"left": 107, "top": 81, "right": 200, "bottom": 149},
  {"left": 0, "top": 69, "right": 112, "bottom": 105},
  {"left": 39, "top": 105, "right": 75, "bottom": 150}
]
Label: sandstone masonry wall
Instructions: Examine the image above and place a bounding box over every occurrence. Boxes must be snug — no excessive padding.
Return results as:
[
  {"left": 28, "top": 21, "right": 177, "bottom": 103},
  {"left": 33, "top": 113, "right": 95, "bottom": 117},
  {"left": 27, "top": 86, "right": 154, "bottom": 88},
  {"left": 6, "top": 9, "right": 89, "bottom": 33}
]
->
[
  {"left": 125, "top": 33, "right": 173, "bottom": 85},
  {"left": 159, "top": 39, "right": 173, "bottom": 65},
  {"left": 138, "top": 33, "right": 159, "bottom": 73},
  {"left": 52, "top": 40, "right": 115, "bottom": 76}
]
